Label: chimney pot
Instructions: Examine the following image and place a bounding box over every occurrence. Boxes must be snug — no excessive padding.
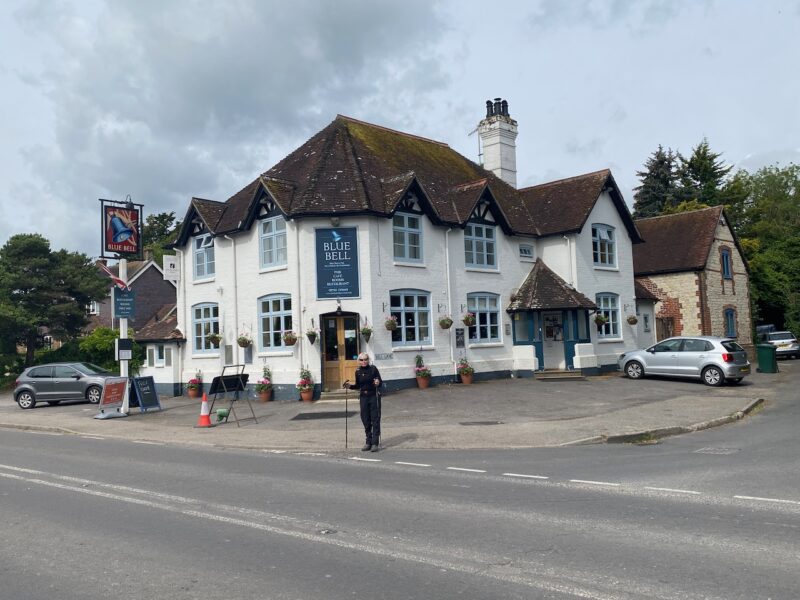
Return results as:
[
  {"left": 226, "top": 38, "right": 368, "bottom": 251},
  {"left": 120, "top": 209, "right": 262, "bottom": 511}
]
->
[
  {"left": 494, "top": 98, "right": 502, "bottom": 115},
  {"left": 485, "top": 100, "right": 493, "bottom": 117},
  {"left": 501, "top": 99, "right": 509, "bottom": 117}
]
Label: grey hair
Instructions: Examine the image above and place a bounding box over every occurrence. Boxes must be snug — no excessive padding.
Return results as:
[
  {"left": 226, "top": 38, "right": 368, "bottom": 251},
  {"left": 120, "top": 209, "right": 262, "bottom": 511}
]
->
[{"left": 358, "top": 352, "right": 370, "bottom": 361}]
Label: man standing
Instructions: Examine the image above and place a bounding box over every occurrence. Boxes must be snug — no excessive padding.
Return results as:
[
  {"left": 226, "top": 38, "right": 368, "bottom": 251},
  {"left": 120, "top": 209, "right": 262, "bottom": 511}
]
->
[{"left": 344, "top": 352, "right": 383, "bottom": 452}]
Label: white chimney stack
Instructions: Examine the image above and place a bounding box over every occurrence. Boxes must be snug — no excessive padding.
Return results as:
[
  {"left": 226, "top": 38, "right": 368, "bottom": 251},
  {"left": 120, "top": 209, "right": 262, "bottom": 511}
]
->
[{"left": 478, "top": 98, "right": 518, "bottom": 188}]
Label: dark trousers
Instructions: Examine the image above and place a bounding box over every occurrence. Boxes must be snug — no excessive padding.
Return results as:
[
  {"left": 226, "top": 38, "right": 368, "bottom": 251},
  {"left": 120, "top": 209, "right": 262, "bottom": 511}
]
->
[{"left": 360, "top": 393, "right": 381, "bottom": 444}]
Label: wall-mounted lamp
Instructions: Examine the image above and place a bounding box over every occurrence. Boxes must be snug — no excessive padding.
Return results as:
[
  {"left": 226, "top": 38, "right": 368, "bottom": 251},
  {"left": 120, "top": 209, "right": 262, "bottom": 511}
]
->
[
  {"left": 335, "top": 298, "right": 343, "bottom": 316},
  {"left": 330, "top": 216, "right": 340, "bottom": 227}
]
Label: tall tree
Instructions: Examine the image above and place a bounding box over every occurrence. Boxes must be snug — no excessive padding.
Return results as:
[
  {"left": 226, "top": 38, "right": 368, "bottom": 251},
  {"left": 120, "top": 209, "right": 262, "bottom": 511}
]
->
[
  {"left": 676, "top": 138, "right": 733, "bottom": 206},
  {"left": 0, "top": 234, "right": 108, "bottom": 365},
  {"left": 143, "top": 211, "right": 180, "bottom": 265},
  {"left": 633, "top": 145, "right": 679, "bottom": 217}
]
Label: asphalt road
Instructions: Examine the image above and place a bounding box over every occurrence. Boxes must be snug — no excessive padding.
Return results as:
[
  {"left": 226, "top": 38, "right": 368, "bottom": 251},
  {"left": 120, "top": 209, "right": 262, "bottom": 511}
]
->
[{"left": 2, "top": 364, "right": 799, "bottom": 600}]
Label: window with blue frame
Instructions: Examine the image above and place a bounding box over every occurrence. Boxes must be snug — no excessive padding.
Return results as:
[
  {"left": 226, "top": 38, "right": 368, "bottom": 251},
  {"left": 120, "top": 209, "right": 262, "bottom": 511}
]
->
[
  {"left": 192, "top": 303, "right": 219, "bottom": 352},
  {"left": 260, "top": 216, "right": 287, "bottom": 269},
  {"left": 194, "top": 234, "right": 215, "bottom": 279},
  {"left": 595, "top": 293, "right": 620, "bottom": 338},
  {"left": 724, "top": 308, "right": 737, "bottom": 337},
  {"left": 392, "top": 213, "right": 423, "bottom": 262},
  {"left": 390, "top": 290, "right": 431, "bottom": 345},
  {"left": 467, "top": 293, "right": 500, "bottom": 342},
  {"left": 591, "top": 224, "right": 616, "bottom": 267},
  {"left": 721, "top": 248, "right": 732, "bottom": 279},
  {"left": 464, "top": 224, "right": 497, "bottom": 269},
  {"left": 258, "top": 294, "right": 293, "bottom": 350}
]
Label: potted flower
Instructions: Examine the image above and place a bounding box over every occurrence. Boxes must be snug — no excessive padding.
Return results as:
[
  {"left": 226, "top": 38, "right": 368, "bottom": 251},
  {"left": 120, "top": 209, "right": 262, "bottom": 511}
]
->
[
  {"left": 438, "top": 315, "right": 453, "bottom": 329},
  {"left": 457, "top": 358, "right": 474, "bottom": 385},
  {"left": 385, "top": 315, "right": 398, "bottom": 331},
  {"left": 187, "top": 371, "right": 202, "bottom": 399},
  {"left": 360, "top": 323, "right": 373, "bottom": 342},
  {"left": 207, "top": 332, "right": 222, "bottom": 347},
  {"left": 462, "top": 312, "right": 476, "bottom": 327},
  {"left": 626, "top": 315, "right": 639, "bottom": 325},
  {"left": 594, "top": 314, "right": 609, "bottom": 328},
  {"left": 414, "top": 354, "right": 431, "bottom": 389},
  {"left": 296, "top": 367, "right": 314, "bottom": 402},
  {"left": 255, "top": 366, "right": 272, "bottom": 402},
  {"left": 305, "top": 328, "right": 319, "bottom": 344},
  {"left": 282, "top": 331, "right": 298, "bottom": 346},
  {"left": 237, "top": 333, "right": 252, "bottom": 348}
]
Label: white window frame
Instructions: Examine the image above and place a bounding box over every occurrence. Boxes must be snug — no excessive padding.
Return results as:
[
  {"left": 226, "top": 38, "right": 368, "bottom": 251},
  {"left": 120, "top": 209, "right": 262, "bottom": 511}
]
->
[
  {"left": 260, "top": 216, "right": 287, "bottom": 269},
  {"left": 392, "top": 213, "right": 423, "bottom": 263},
  {"left": 596, "top": 293, "right": 620, "bottom": 338},
  {"left": 592, "top": 224, "right": 616, "bottom": 268},
  {"left": 194, "top": 234, "right": 215, "bottom": 280},
  {"left": 389, "top": 290, "right": 431, "bottom": 346},
  {"left": 464, "top": 224, "right": 497, "bottom": 269},
  {"left": 258, "top": 293, "right": 293, "bottom": 351},
  {"left": 518, "top": 243, "right": 534, "bottom": 261},
  {"left": 147, "top": 344, "right": 168, "bottom": 367},
  {"left": 192, "top": 303, "right": 219, "bottom": 353},
  {"left": 467, "top": 292, "right": 501, "bottom": 342}
]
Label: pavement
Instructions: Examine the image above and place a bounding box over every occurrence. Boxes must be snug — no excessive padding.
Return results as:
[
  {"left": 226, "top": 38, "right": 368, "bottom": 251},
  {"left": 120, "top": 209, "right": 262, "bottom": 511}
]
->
[{"left": 0, "top": 363, "right": 795, "bottom": 452}]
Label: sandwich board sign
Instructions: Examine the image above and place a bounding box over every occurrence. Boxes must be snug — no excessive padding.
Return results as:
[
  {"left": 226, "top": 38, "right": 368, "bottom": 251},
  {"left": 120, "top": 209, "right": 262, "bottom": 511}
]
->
[{"left": 94, "top": 377, "right": 129, "bottom": 419}]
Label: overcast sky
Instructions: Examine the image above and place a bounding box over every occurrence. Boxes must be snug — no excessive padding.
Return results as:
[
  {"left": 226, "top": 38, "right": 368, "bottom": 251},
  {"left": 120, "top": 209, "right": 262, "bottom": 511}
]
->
[{"left": 2, "top": 0, "right": 798, "bottom": 258}]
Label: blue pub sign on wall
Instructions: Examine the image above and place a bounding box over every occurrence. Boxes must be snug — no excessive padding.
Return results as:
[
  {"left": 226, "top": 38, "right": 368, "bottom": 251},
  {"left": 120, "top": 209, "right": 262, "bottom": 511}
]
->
[{"left": 315, "top": 227, "right": 360, "bottom": 299}]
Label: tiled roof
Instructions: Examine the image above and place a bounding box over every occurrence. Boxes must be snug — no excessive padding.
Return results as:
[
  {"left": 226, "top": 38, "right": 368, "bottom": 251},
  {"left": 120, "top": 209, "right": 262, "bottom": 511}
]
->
[
  {"left": 507, "top": 259, "right": 596, "bottom": 311},
  {"left": 633, "top": 206, "right": 723, "bottom": 275},
  {"left": 135, "top": 304, "right": 184, "bottom": 342},
  {"left": 634, "top": 279, "right": 660, "bottom": 301},
  {"left": 173, "top": 114, "right": 639, "bottom": 244}
]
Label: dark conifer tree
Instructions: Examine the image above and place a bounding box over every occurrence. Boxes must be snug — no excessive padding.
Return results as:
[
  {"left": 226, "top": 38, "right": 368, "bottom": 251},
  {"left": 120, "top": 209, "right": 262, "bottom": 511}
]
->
[{"left": 632, "top": 145, "right": 679, "bottom": 218}]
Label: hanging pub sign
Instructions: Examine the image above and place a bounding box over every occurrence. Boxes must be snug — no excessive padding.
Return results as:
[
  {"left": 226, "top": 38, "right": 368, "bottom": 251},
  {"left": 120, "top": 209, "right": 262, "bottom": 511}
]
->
[
  {"left": 100, "top": 198, "right": 143, "bottom": 258},
  {"left": 315, "top": 227, "right": 360, "bottom": 299}
]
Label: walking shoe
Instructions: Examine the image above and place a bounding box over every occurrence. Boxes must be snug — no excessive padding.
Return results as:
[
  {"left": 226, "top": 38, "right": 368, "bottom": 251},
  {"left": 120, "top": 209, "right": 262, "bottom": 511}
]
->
[
  {"left": 370, "top": 444, "right": 380, "bottom": 452},
  {"left": 361, "top": 443, "right": 372, "bottom": 451}
]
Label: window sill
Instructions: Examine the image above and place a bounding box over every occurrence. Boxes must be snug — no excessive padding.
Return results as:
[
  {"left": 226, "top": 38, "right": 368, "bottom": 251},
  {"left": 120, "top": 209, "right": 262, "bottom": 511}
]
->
[
  {"left": 193, "top": 277, "right": 216, "bottom": 285},
  {"left": 391, "top": 345, "right": 434, "bottom": 352},
  {"left": 468, "top": 341, "right": 504, "bottom": 349},
  {"left": 393, "top": 261, "right": 426, "bottom": 268},
  {"left": 257, "top": 350, "right": 295, "bottom": 357},
  {"left": 259, "top": 264, "right": 288, "bottom": 274},
  {"left": 465, "top": 267, "right": 500, "bottom": 274},
  {"left": 597, "top": 338, "right": 623, "bottom": 343},
  {"left": 519, "top": 257, "right": 535, "bottom": 262},
  {"left": 592, "top": 266, "right": 618, "bottom": 272},
  {"left": 192, "top": 353, "right": 220, "bottom": 358}
]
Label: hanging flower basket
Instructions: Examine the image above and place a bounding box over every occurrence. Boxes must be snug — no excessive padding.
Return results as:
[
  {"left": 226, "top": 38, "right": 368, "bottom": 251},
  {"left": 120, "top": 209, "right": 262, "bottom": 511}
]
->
[
  {"left": 594, "top": 315, "right": 608, "bottom": 328},
  {"left": 237, "top": 334, "right": 252, "bottom": 348},
  {"left": 626, "top": 315, "right": 639, "bottom": 325},
  {"left": 462, "top": 312, "right": 476, "bottom": 327},
  {"left": 360, "top": 325, "right": 373, "bottom": 342},
  {"left": 282, "top": 331, "right": 297, "bottom": 346},
  {"left": 306, "top": 330, "right": 318, "bottom": 344},
  {"left": 438, "top": 316, "right": 453, "bottom": 329},
  {"left": 207, "top": 333, "right": 222, "bottom": 347},
  {"left": 385, "top": 316, "right": 398, "bottom": 331}
]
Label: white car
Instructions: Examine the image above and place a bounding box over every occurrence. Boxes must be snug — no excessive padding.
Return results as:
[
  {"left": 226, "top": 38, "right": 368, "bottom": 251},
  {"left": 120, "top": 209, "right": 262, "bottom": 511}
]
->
[
  {"left": 618, "top": 336, "right": 751, "bottom": 386},
  {"left": 763, "top": 331, "right": 799, "bottom": 359}
]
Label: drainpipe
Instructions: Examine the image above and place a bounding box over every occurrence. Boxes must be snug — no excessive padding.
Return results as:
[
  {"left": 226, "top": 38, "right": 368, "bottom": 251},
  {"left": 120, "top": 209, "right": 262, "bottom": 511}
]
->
[
  {"left": 223, "top": 235, "right": 238, "bottom": 364},
  {"left": 563, "top": 235, "right": 573, "bottom": 286},
  {"left": 445, "top": 228, "right": 456, "bottom": 379},
  {"left": 175, "top": 248, "right": 186, "bottom": 390},
  {"left": 293, "top": 220, "right": 304, "bottom": 371}
]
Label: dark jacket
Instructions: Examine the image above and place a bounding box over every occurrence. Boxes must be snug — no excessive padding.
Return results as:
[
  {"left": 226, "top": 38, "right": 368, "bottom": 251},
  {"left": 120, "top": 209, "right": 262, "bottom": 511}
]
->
[{"left": 348, "top": 364, "right": 382, "bottom": 396}]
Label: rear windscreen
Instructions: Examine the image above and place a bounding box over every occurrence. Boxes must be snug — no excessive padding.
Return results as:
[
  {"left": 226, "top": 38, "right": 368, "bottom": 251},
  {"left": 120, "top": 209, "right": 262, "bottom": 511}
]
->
[
  {"left": 768, "top": 332, "right": 794, "bottom": 341},
  {"left": 722, "top": 341, "right": 745, "bottom": 352}
]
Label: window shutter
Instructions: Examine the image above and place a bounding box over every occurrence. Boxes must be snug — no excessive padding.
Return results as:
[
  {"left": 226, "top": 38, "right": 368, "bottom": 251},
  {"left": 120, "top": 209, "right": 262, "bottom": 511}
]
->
[
  {"left": 165, "top": 347, "right": 172, "bottom": 367},
  {"left": 147, "top": 348, "right": 155, "bottom": 367}
]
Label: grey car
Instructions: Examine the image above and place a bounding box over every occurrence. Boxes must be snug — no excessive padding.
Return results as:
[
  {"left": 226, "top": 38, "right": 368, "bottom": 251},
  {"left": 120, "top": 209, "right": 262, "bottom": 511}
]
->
[
  {"left": 618, "top": 336, "right": 751, "bottom": 386},
  {"left": 14, "top": 362, "right": 116, "bottom": 409},
  {"left": 763, "top": 331, "right": 799, "bottom": 359}
]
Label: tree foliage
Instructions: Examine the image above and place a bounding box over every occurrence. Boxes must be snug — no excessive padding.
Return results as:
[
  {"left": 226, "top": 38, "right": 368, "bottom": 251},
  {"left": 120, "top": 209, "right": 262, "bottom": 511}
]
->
[
  {"left": 0, "top": 234, "right": 108, "bottom": 366},
  {"left": 143, "top": 212, "right": 180, "bottom": 266},
  {"left": 676, "top": 138, "right": 732, "bottom": 206},
  {"left": 633, "top": 145, "right": 679, "bottom": 217}
]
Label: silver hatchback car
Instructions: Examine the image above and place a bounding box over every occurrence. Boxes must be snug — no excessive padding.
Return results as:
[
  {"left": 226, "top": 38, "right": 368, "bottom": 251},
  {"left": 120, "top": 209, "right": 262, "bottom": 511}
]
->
[
  {"left": 14, "top": 362, "right": 116, "bottom": 409},
  {"left": 618, "top": 336, "right": 751, "bottom": 386}
]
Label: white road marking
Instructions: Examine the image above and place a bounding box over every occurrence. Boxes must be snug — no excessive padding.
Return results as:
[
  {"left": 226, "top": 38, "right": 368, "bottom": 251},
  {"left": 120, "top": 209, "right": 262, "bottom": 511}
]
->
[
  {"left": 349, "top": 457, "right": 381, "bottom": 462},
  {"left": 395, "top": 462, "right": 431, "bottom": 467},
  {"left": 295, "top": 452, "right": 326, "bottom": 456},
  {"left": 446, "top": 467, "right": 486, "bottom": 473},
  {"left": 26, "top": 431, "right": 62, "bottom": 436},
  {"left": 80, "top": 436, "right": 106, "bottom": 440},
  {"left": 734, "top": 495, "right": 800, "bottom": 506},
  {"left": 263, "top": 449, "right": 287, "bottom": 453},
  {"left": 132, "top": 440, "right": 163, "bottom": 445},
  {"left": 503, "top": 473, "right": 549, "bottom": 480},
  {"left": 645, "top": 487, "right": 701, "bottom": 495},
  {"left": 569, "top": 479, "right": 620, "bottom": 487}
]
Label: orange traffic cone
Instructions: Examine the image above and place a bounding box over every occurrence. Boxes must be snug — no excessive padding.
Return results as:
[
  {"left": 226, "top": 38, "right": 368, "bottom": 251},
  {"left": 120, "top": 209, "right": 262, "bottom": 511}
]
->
[{"left": 196, "top": 393, "right": 213, "bottom": 428}]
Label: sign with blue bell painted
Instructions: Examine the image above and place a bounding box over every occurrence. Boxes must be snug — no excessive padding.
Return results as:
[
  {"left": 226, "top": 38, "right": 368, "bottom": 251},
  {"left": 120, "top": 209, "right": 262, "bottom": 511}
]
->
[{"left": 315, "top": 227, "right": 360, "bottom": 299}]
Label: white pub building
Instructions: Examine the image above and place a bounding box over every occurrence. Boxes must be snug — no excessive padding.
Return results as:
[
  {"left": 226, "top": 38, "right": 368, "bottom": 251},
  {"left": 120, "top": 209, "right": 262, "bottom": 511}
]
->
[{"left": 141, "top": 99, "right": 656, "bottom": 399}]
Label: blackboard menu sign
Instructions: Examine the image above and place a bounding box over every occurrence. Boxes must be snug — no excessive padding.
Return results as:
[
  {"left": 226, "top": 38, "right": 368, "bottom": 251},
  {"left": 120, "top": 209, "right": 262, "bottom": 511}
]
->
[
  {"left": 455, "top": 328, "right": 465, "bottom": 349},
  {"left": 131, "top": 376, "right": 162, "bottom": 412}
]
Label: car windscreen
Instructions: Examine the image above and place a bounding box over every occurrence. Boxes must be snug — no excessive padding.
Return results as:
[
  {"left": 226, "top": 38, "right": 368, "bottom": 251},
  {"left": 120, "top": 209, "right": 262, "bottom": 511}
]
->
[
  {"left": 768, "top": 332, "right": 794, "bottom": 341},
  {"left": 721, "top": 341, "right": 745, "bottom": 352},
  {"left": 74, "top": 363, "right": 112, "bottom": 375}
]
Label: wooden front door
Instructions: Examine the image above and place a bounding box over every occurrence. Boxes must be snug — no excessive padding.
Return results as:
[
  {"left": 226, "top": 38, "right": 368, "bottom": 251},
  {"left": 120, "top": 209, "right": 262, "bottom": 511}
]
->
[{"left": 322, "top": 315, "right": 360, "bottom": 391}]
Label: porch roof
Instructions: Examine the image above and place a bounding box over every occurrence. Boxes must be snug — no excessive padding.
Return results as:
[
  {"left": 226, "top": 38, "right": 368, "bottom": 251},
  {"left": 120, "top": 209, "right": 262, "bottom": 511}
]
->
[{"left": 507, "top": 259, "right": 596, "bottom": 311}]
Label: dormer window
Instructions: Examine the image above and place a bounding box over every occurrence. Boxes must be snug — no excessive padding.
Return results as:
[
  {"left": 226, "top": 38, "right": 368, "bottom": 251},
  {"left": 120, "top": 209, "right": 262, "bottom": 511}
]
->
[
  {"left": 194, "top": 234, "right": 215, "bottom": 280},
  {"left": 592, "top": 224, "right": 616, "bottom": 268},
  {"left": 260, "top": 216, "right": 287, "bottom": 269},
  {"left": 465, "top": 223, "right": 497, "bottom": 269},
  {"left": 393, "top": 213, "right": 422, "bottom": 263}
]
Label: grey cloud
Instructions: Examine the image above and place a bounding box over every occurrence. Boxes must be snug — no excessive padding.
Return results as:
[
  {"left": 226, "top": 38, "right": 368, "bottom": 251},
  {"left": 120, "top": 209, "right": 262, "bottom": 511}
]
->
[{"left": 526, "top": 0, "right": 688, "bottom": 34}]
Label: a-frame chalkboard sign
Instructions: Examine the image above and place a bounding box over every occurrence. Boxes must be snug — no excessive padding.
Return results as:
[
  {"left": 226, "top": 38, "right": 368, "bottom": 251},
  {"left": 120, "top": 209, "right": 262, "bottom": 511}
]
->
[{"left": 130, "top": 376, "right": 162, "bottom": 412}]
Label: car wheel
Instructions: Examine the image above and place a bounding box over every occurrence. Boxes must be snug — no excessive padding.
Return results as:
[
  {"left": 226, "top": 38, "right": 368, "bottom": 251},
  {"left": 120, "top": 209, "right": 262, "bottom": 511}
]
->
[
  {"left": 47, "top": 400, "right": 61, "bottom": 406},
  {"left": 86, "top": 385, "right": 102, "bottom": 404},
  {"left": 702, "top": 366, "right": 725, "bottom": 387},
  {"left": 625, "top": 361, "right": 644, "bottom": 379},
  {"left": 16, "top": 391, "right": 36, "bottom": 409}
]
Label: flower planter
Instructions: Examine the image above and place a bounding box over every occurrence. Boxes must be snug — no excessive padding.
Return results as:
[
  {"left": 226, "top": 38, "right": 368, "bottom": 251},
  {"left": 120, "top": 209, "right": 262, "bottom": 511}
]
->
[
  {"left": 385, "top": 321, "right": 398, "bottom": 331},
  {"left": 416, "top": 376, "right": 430, "bottom": 390},
  {"left": 300, "top": 389, "right": 314, "bottom": 402},
  {"left": 258, "top": 390, "right": 272, "bottom": 403},
  {"left": 238, "top": 340, "right": 252, "bottom": 348},
  {"left": 626, "top": 316, "right": 638, "bottom": 325},
  {"left": 439, "top": 320, "right": 453, "bottom": 330},
  {"left": 460, "top": 373, "right": 473, "bottom": 385},
  {"left": 284, "top": 337, "right": 297, "bottom": 346},
  {"left": 362, "top": 331, "right": 372, "bottom": 342},
  {"left": 306, "top": 332, "right": 317, "bottom": 344},
  {"left": 187, "top": 387, "right": 199, "bottom": 399},
  {"left": 462, "top": 318, "right": 476, "bottom": 327}
]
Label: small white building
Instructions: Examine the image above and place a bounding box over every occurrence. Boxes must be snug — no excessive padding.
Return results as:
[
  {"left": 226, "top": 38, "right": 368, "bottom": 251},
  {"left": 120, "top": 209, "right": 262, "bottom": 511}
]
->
[{"left": 142, "top": 100, "right": 645, "bottom": 398}]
